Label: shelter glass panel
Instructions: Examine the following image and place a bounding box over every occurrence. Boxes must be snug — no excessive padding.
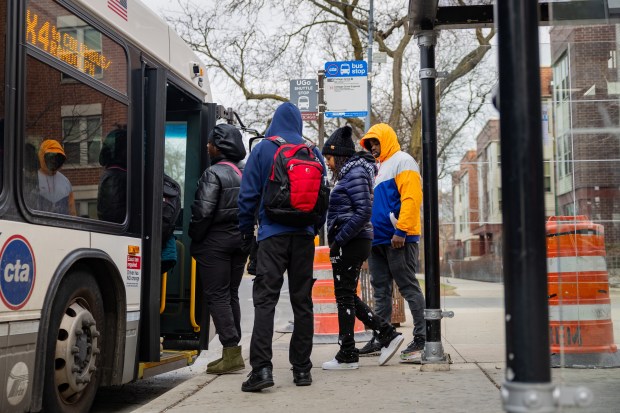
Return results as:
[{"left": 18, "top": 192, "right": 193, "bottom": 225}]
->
[{"left": 547, "top": 3, "right": 620, "bottom": 410}]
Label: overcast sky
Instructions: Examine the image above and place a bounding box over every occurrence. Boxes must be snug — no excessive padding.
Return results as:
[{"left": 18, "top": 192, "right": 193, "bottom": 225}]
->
[{"left": 143, "top": 0, "right": 172, "bottom": 16}]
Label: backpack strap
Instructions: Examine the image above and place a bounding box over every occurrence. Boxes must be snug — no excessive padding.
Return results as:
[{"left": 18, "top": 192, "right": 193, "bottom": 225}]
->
[
  {"left": 267, "top": 136, "right": 287, "bottom": 147},
  {"left": 218, "top": 161, "right": 242, "bottom": 177}
]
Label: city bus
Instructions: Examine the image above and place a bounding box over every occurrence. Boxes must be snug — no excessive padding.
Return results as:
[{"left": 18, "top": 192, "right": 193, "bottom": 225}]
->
[{"left": 0, "top": 0, "right": 222, "bottom": 412}]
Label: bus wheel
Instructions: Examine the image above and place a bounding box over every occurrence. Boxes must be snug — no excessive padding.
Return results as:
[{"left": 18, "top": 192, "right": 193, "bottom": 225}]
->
[{"left": 43, "top": 271, "right": 104, "bottom": 413}]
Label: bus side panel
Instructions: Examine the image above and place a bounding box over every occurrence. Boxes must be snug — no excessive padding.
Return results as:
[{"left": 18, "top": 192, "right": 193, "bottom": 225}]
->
[
  {"left": 0, "top": 222, "right": 90, "bottom": 410},
  {"left": 91, "top": 232, "right": 142, "bottom": 383},
  {"left": 0, "top": 320, "right": 38, "bottom": 413}
]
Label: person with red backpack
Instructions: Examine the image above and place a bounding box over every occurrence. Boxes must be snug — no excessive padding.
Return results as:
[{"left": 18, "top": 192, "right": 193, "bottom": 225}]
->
[
  {"left": 238, "top": 102, "right": 328, "bottom": 392},
  {"left": 189, "top": 123, "right": 248, "bottom": 375}
]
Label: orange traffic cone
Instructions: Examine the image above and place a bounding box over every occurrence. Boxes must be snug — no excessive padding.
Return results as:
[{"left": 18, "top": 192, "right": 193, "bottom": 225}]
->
[
  {"left": 546, "top": 216, "right": 620, "bottom": 368},
  {"left": 312, "top": 246, "right": 371, "bottom": 344}
]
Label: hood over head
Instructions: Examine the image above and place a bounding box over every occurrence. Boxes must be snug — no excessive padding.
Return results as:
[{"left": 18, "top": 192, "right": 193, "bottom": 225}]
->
[
  {"left": 38, "top": 139, "right": 66, "bottom": 175},
  {"left": 209, "top": 123, "right": 246, "bottom": 161},
  {"left": 359, "top": 123, "right": 400, "bottom": 162},
  {"left": 264, "top": 102, "right": 303, "bottom": 142},
  {"left": 99, "top": 128, "right": 127, "bottom": 168}
]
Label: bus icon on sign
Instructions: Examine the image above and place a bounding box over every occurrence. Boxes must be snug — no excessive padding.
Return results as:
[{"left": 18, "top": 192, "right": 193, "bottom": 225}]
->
[
  {"left": 297, "top": 96, "right": 310, "bottom": 110},
  {"left": 340, "top": 64, "right": 350, "bottom": 75}
]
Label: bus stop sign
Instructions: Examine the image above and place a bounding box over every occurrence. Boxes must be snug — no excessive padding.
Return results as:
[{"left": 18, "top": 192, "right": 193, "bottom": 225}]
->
[{"left": 324, "top": 60, "right": 368, "bottom": 118}]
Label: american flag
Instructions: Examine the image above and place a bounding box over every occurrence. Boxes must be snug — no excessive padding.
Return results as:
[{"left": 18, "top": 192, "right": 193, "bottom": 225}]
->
[{"left": 108, "top": 0, "right": 128, "bottom": 21}]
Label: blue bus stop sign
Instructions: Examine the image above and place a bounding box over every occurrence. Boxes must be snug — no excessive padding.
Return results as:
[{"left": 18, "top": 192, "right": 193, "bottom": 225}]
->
[{"left": 323, "top": 60, "right": 368, "bottom": 118}]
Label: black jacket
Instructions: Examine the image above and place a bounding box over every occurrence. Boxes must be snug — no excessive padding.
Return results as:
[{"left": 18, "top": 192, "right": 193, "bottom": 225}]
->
[
  {"left": 97, "top": 167, "right": 127, "bottom": 223},
  {"left": 189, "top": 125, "right": 247, "bottom": 244}
]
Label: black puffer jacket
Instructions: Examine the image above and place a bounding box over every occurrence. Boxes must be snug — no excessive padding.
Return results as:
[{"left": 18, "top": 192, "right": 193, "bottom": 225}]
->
[
  {"left": 189, "top": 125, "right": 246, "bottom": 243},
  {"left": 327, "top": 151, "right": 377, "bottom": 247}
]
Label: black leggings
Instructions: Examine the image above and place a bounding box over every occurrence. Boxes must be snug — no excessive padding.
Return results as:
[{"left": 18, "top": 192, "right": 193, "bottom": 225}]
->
[{"left": 330, "top": 238, "right": 394, "bottom": 359}]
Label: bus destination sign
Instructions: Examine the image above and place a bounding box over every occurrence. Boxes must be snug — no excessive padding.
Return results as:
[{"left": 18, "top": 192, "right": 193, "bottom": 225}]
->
[{"left": 25, "top": 9, "right": 112, "bottom": 78}]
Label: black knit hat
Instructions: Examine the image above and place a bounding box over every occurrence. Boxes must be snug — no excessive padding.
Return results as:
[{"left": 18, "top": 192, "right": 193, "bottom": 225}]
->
[{"left": 322, "top": 126, "right": 355, "bottom": 157}]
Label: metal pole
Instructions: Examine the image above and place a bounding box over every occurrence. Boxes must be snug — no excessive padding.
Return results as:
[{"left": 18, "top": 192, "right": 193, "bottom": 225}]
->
[
  {"left": 417, "top": 30, "right": 449, "bottom": 364},
  {"left": 496, "top": 0, "right": 553, "bottom": 411},
  {"left": 365, "top": 0, "right": 374, "bottom": 132},
  {"left": 318, "top": 69, "right": 326, "bottom": 149},
  {"left": 318, "top": 69, "right": 326, "bottom": 246}
]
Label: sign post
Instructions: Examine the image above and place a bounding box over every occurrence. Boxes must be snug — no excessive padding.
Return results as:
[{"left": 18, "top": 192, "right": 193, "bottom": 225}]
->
[
  {"left": 290, "top": 79, "right": 318, "bottom": 121},
  {"left": 324, "top": 60, "right": 368, "bottom": 118}
]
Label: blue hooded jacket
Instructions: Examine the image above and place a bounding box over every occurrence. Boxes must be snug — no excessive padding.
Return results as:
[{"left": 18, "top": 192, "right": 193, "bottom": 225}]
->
[{"left": 238, "top": 102, "right": 327, "bottom": 241}]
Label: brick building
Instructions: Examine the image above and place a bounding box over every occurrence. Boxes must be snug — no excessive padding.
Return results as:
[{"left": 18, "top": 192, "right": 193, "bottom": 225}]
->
[
  {"left": 447, "top": 68, "right": 556, "bottom": 281},
  {"left": 550, "top": 25, "right": 620, "bottom": 274}
]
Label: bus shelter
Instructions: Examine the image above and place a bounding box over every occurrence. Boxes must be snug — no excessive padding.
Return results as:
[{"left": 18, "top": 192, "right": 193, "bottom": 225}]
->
[{"left": 409, "top": 1, "right": 620, "bottom": 412}]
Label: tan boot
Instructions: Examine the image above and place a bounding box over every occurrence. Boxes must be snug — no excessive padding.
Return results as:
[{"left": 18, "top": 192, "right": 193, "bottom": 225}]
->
[
  {"left": 206, "top": 346, "right": 245, "bottom": 375},
  {"left": 207, "top": 357, "right": 223, "bottom": 368}
]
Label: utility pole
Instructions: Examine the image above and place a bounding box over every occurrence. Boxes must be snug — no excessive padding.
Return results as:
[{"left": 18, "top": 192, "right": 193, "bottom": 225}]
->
[
  {"left": 317, "top": 69, "right": 326, "bottom": 246},
  {"left": 318, "top": 69, "right": 326, "bottom": 149},
  {"left": 365, "top": 0, "right": 374, "bottom": 132}
]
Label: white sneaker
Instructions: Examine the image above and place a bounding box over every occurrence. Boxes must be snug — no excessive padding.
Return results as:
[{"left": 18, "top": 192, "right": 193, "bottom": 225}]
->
[
  {"left": 322, "top": 358, "right": 359, "bottom": 370},
  {"left": 378, "top": 334, "right": 405, "bottom": 366}
]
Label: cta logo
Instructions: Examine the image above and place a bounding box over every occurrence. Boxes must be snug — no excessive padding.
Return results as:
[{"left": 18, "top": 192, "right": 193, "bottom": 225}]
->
[{"left": 0, "top": 235, "right": 36, "bottom": 310}]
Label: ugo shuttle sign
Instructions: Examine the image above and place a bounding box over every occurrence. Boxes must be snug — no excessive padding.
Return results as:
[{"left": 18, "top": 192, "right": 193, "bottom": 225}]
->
[{"left": 290, "top": 79, "right": 318, "bottom": 121}]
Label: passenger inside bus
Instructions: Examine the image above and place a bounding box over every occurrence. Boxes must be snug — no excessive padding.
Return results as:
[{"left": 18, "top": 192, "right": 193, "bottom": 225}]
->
[
  {"left": 23, "top": 142, "right": 39, "bottom": 208},
  {"left": 97, "top": 126, "right": 128, "bottom": 223},
  {"left": 37, "top": 139, "right": 76, "bottom": 216}
]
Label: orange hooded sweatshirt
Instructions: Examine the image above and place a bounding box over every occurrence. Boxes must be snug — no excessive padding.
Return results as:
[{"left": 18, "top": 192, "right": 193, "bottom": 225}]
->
[
  {"left": 360, "top": 124, "right": 422, "bottom": 245},
  {"left": 37, "top": 139, "right": 76, "bottom": 216}
]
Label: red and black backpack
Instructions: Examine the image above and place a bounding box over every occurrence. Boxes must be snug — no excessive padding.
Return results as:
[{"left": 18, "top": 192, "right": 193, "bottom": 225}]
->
[{"left": 263, "top": 136, "right": 330, "bottom": 226}]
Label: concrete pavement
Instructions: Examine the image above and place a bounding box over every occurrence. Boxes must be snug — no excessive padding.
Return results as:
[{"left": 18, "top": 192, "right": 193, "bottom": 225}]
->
[{"left": 130, "top": 277, "right": 620, "bottom": 413}]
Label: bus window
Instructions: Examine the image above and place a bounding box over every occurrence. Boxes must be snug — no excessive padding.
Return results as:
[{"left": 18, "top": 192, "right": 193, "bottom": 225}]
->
[
  {"left": 0, "top": 0, "right": 5, "bottom": 192},
  {"left": 23, "top": 64, "right": 128, "bottom": 219},
  {"left": 22, "top": 0, "right": 129, "bottom": 220},
  {"left": 164, "top": 122, "right": 187, "bottom": 205},
  {"left": 25, "top": 0, "right": 128, "bottom": 95},
  {"left": 97, "top": 125, "right": 127, "bottom": 223}
]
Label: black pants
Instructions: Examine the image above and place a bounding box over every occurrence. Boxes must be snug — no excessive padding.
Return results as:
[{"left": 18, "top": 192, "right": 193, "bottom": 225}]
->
[
  {"left": 250, "top": 233, "right": 315, "bottom": 373},
  {"left": 331, "top": 238, "right": 394, "bottom": 361},
  {"left": 195, "top": 241, "right": 247, "bottom": 347}
]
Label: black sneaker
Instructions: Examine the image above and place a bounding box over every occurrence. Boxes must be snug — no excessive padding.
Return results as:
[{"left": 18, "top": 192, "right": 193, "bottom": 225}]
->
[
  {"left": 401, "top": 335, "right": 426, "bottom": 355},
  {"left": 357, "top": 337, "right": 382, "bottom": 357},
  {"left": 241, "top": 367, "right": 274, "bottom": 392},
  {"left": 292, "top": 370, "right": 312, "bottom": 386}
]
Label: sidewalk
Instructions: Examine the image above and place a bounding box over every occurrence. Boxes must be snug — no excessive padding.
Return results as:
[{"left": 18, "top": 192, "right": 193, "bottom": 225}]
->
[
  {"left": 131, "top": 278, "right": 506, "bottom": 413},
  {"left": 131, "top": 277, "right": 620, "bottom": 412}
]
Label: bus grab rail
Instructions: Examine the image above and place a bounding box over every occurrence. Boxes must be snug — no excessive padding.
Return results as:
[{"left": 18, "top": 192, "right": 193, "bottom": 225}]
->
[
  {"left": 190, "top": 258, "right": 201, "bottom": 332},
  {"left": 160, "top": 272, "right": 167, "bottom": 314}
]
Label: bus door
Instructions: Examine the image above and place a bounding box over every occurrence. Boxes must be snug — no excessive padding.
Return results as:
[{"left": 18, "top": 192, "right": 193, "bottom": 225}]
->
[{"left": 158, "top": 84, "right": 216, "bottom": 357}]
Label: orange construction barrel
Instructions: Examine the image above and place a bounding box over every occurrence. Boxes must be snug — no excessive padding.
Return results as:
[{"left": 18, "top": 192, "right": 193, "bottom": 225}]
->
[
  {"left": 312, "top": 246, "right": 370, "bottom": 344},
  {"left": 546, "top": 215, "right": 620, "bottom": 368}
]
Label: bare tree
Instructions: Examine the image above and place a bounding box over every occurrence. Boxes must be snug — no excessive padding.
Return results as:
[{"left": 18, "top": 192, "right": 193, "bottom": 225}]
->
[{"left": 164, "top": 0, "right": 495, "bottom": 178}]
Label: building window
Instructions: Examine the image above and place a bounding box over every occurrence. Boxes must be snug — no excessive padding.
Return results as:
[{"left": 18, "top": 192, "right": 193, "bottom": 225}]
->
[
  {"left": 62, "top": 115, "right": 102, "bottom": 166},
  {"left": 553, "top": 53, "right": 571, "bottom": 135},
  {"left": 58, "top": 18, "right": 103, "bottom": 79},
  {"left": 543, "top": 160, "right": 552, "bottom": 192},
  {"left": 75, "top": 199, "right": 97, "bottom": 218},
  {"left": 498, "top": 189, "right": 502, "bottom": 212},
  {"left": 557, "top": 134, "right": 573, "bottom": 178}
]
